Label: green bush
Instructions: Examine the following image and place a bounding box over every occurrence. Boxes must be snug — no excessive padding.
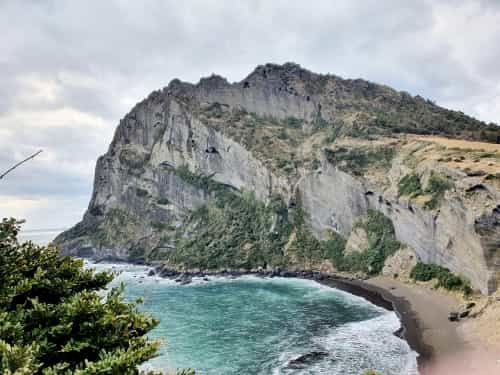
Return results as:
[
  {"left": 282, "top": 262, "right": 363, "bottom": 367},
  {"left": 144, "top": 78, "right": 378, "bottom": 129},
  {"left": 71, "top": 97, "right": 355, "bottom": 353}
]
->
[
  {"left": 355, "top": 210, "right": 400, "bottom": 275},
  {"left": 324, "top": 146, "right": 395, "bottom": 176},
  {"left": 136, "top": 187, "right": 149, "bottom": 197},
  {"left": 426, "top": 172, "right": 452, "bottom": 195},
  {"left": 0, "top": 218, "right": 159, "bottom": 374},
  {"left": 409, "top": 261, "right": 439, "bottom": 281},
  {"left": 323, "top": 233, "right": 346, "bottom": 267},
  {"left": 277, "top": 128, "right": 289, "bottom": 140},
  {"left": 410, "top": 261, "right": 472, "bottom": 294},
  {"left": 169, "top": 186, "right": 292, "bottom": 270},
  {"left": 424, "top": 172, "right": 452, "bottom": 210},
  {"left": 157, "top": 197, "right": 170, "bottom": 205},
  {"left": 398, "top": 174, "right": 422, "bottom": 197},
  {"left": 284, "top": 116, "right": 302, "bottom": 128},
  {"left": 334, "top": 210, "right": 400, "bottom": 275}
]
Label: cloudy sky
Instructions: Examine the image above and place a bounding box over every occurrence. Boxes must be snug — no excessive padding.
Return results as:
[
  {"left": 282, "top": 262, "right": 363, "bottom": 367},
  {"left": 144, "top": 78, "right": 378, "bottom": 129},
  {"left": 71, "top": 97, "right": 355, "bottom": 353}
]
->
[{"left": 1, "top": 0, "right": 499, "bottom": 230}]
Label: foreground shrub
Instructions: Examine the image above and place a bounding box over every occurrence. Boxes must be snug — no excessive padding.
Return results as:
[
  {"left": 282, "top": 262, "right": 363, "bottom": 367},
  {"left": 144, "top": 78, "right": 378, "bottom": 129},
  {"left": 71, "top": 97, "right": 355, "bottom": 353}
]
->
[{"left": 0, "top": 218, "right": 194, "bottom": 374}]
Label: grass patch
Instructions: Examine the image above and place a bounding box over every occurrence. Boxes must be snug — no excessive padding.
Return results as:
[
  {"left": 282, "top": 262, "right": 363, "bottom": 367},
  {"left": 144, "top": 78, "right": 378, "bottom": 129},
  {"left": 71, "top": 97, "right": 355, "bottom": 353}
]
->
[
  {"left": 424, "top": 172, "right": 452, "bottom": 210},
  {"left": 173, "top": 165, "right": 226, "bottom": 194},
  {"left": 398, "top": 174, "right": 422, "bottom": 197},
  {"left": 410, "top": 262, "right": 472, "bottom": 294},
  {"left": 284, "top": 116, "right": 302, "bottom": 128},
  {"left": 324, "top": 146, "right": 395, "bottom": 176}
]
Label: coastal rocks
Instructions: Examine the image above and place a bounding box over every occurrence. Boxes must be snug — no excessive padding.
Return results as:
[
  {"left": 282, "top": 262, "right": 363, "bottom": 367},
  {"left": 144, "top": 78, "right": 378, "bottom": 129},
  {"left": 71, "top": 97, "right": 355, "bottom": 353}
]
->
[
  {"left": 448, "top": 302, "right": 477, "bottom": 322},
  {"left": 286, "top": 351, "right": 329, "bottom": 369},
  {"left": 382, "top": 246, "right": 418, "bottom": 279},
  {"left": 448, "top": 312, "right": 459, "bottom": 322}
]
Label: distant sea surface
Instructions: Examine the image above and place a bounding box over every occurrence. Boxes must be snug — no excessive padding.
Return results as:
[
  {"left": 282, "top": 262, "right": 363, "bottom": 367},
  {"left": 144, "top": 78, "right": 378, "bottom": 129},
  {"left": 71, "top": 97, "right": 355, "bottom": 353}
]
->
[
  {"left": 19, "top": 228, "right": 63, "bottom": 245},
  {"left": 24, "top": 230, "right": 419, "bottom": 374}
]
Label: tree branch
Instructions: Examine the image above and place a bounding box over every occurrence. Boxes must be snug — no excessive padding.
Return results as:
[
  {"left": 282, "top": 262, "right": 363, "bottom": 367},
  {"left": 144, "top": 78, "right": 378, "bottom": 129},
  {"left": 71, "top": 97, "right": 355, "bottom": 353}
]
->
[{"left": 0, "top": 150, "right": 43, "bottom": 180}]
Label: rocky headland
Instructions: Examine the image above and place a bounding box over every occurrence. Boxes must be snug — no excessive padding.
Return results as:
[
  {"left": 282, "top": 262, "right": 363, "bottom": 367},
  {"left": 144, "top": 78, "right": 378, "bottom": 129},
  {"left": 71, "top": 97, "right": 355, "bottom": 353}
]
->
[{"left": 54, "top": 63, "right": 500, "bottom": 369}]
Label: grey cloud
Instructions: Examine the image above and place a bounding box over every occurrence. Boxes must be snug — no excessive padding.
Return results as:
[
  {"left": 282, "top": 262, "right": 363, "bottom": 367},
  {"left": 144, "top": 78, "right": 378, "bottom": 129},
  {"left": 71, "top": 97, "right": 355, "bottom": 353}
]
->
[{"left": 0, "top": 0, "right": 499, "bottom": 229}]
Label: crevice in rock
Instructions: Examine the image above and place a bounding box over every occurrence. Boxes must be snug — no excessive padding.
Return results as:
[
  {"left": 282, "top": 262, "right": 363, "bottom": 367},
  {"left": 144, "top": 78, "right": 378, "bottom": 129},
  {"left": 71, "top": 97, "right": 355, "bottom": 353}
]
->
[{"left": 205, "top": 146, "right": 219, "bottom": 154}]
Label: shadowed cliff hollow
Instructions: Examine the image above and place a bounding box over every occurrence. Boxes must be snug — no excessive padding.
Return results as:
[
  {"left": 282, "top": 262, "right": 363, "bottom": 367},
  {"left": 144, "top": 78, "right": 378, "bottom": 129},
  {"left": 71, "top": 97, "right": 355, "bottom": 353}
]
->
[{"left": 55, "top": 63, "right": 500, "bottom": 294}]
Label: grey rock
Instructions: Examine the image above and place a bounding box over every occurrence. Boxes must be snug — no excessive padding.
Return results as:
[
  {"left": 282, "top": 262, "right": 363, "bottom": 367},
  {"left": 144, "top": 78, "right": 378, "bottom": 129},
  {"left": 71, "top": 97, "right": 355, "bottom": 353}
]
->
[{"left": 54, "top": 63, "right": 500, "bottom": 295}]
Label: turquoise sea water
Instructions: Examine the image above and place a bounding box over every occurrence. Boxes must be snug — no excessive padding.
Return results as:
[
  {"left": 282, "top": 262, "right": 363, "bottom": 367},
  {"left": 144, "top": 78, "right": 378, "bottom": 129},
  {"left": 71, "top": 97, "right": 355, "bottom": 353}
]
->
[
  {"left": 25, "top": 231, "right": 418, "bottom": 374},
  {"left": 91, "top": 263, "right": 418, "bottom": 375}
]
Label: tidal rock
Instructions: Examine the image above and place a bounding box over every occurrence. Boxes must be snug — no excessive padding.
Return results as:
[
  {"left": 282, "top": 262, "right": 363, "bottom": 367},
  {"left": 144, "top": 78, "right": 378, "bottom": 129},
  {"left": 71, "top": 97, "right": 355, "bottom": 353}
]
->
[
  {"left": 287, "top": 351, "right": 329, "bottom": 369},
  {"left": 448, "top": 312, "right": 459, "bottom": 322}
]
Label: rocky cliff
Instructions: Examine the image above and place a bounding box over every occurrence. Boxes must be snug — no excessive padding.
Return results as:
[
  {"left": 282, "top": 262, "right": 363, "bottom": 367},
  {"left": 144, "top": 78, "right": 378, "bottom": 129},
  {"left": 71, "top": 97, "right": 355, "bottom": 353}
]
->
[{"left": 55, "top": 63, "right": 500, "bottom": 294}]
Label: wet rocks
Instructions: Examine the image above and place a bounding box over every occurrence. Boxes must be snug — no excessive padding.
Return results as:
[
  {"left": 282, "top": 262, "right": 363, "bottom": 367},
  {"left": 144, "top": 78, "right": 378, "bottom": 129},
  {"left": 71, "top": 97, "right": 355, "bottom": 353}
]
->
[
  {"left": 448, "top": 312, "right": 459, "bottom": 322},
  {"left": 287, "top": 351, "right": 329, "bottom": 369},
  {"left": 448, "top": 302, "right": 476, "bottom": 322}
]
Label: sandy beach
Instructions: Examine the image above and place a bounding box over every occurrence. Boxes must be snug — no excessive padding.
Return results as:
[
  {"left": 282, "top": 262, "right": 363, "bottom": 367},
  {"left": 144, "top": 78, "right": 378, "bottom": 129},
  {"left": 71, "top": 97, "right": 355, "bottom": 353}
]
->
[
  {"left": 366, "top": 276, "right": 500, "bottom": 374},
  {"left": 368, "top": 277, "right": 461, "bottom": 358}
]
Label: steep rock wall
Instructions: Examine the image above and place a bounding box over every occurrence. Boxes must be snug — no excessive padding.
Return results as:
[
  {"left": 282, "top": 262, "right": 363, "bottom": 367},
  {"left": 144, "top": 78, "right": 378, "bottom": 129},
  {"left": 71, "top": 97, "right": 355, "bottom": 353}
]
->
[{"left": 55, "top": 63, "right": 500, "bottom": 294}]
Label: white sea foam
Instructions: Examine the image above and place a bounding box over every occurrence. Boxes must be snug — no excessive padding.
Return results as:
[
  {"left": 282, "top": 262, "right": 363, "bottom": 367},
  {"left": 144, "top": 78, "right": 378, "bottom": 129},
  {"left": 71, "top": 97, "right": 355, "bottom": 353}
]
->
[
  {"left": 272, "top": 312, "right": 418, "bottom": 375},
  {"left": 86, "top": 263, "right": 420, "bottom": 374},
  {"left": 318, "top": 312, "right": 418, "bottom": 374}
]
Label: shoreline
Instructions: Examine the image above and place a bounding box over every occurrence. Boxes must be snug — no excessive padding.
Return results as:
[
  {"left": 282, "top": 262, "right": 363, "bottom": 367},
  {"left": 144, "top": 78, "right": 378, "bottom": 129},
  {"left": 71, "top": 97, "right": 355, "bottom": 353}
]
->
[
  {"left": 148, "top": 266, "right": 433, "bottom": 368},
  {"left": 316, "top": 277, "right": 432, "bottom": 364},
  {"left": 92, "top": 258, "right": 470, "bottom": 370}
]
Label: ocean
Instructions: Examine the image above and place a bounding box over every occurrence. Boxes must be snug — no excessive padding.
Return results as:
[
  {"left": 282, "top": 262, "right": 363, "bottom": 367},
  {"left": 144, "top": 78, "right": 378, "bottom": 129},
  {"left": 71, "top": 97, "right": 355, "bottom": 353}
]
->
[{"left": 23, "top": 230, "right": 419, "bottom": 374}]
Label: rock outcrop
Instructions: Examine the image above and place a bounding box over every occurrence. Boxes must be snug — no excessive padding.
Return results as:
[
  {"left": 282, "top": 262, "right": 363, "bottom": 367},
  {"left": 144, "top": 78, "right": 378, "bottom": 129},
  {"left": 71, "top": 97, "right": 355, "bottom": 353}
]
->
[{"left": 55, "top": 63, "right": 500, "bottom": 294}]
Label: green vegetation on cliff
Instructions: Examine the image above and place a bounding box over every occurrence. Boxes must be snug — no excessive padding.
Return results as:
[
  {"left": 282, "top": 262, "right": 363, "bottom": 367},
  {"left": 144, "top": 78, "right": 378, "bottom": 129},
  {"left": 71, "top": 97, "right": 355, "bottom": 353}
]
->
[
  {"left": 398, "top": 174, "right": 422, "bottom": 197},
  {"left": 324, "top": 146, "right": 395, "bottom": 176},
  {"left": 335, "top": 210, "right": 401, "bottom": 275},
  {"left": 163, "top": 168, "right": 399, "bottom": 277},
  {"left": 168, "top": 166, "right": 353, "bottom": 272},
  {"left": 166, "top": 166, "right": 292, "bottom": 269},
  {"left": 424, "top": 172, "right": 453, "bottom": 210},
  {"left": 169, "top": 190, "right": 292, "bottom": 270},
  {"left": 410, "top": 261, "right": 472, "bottom": 294},
  {"left": 398, "top": 172, "right": 452, "bottom": 210}
]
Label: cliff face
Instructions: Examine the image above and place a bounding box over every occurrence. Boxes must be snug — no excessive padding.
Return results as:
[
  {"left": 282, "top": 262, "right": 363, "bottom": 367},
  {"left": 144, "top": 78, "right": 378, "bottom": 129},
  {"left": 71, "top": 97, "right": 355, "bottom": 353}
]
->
[{"left": 55, "top": 63, "right": 500, "bottom": 294}]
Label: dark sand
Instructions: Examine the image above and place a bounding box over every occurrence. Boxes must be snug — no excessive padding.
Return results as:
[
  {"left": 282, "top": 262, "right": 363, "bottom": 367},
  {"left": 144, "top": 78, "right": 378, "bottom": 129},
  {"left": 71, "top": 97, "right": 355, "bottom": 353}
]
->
[{"left": 319, "top": 275, "right": 463, "bottom": 370}]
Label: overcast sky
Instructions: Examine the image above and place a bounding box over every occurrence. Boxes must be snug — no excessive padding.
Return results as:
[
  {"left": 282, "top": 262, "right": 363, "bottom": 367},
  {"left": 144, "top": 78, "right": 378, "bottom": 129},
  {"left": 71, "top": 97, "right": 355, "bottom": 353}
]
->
[{"left": 1, "top": 0, "right": 499, "bottom": 230}]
